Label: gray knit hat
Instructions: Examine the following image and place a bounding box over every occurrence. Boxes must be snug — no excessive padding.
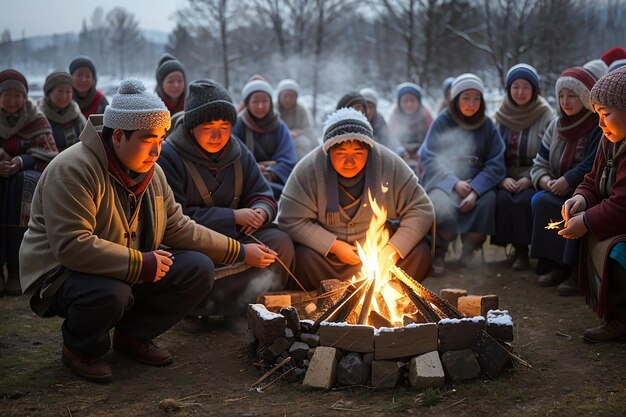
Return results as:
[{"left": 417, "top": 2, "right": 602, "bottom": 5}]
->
[
  {"left": 276, "top": 78, "right": 300, "bottom": 97},
  {"left": 156, "top": 58, "right": 186, "bottom": 87},
  {"left": 360, "top": 88, "right": 378, "bottom": 105},
  {"left": 241, "top": 75, "right": 273, "bottom": 101},
  {"left": 103, "top": 78, "right": 171, "bottom": 130},
  {"left": 591, "top": 65, "right": 626, "bottom": 111},
  {"left": 583, "top": 59, "right": 608, "bottom": 81},
  {"left": 451, "top": 73, "right": 484, "bottom": 100},
  {"left": 184, "top": 79, "right": 237, "bottom": 131},
  {"left": 322, "top": 107, "right": 374, "bottom": 153},
  {"left": 69, "top": 55, "right": 97, "bottom": 80},
  {"left": 44, "top": 69, "right": 73, "bottom": 95}
]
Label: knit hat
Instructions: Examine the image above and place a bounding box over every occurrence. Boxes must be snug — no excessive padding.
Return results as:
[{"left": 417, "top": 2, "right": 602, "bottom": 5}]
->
[
  {"left": 600, "top": 46, "right": 626, "bottom": 66},
  {"left": 43, "top": 69, "right": 73, "bottom": 95},
  {"left": 336, "top": 92, "right": 368, "bottom": 111},
  {"left": 0, "top": 69, "right": 28, "bottom": 96},
  {"left": 451, "top": 73, "right": 484, "bottom": 100},
  {"left": 591, "top": 66, "right": 626, "bottom": 111},
  {"left": 157, "top": 52, "right": 176, "bottom": 68},
  {"left": 241, "top": 75, "right": 273, "bottom": 102},
  {"left": 583, "top": 59, "right": 608, "bottom": 81},
  {"left": 396, "top": 82, "right": 422, "bottom": 102},
  {"left": 505, "top": 63, "right": 540, "bottom": 93},
  {"left": 442, "top": 77, "right": 455, "bottom": 94},
  {"left": 103, "top": 78, "right": 171, "bottom": 131},
  {"left": 359, "top": 88, "right": 378, "bottom": 105},
  {"left": 608, "top": 59, "right": 626, "bottom": 73},
  {"left": 156, "top": 58, "right": 186, "bottom": 87},
  {"left": 69, "top": 55, "right": 97, "bottom": 79},
  {"left": 555, "top": 67, "right": 597, "bottom": 111},
  {"left": 183, "top": 79, "right": 237, "bottom": 131},
  {"left": 322, "top": 107, "right": 374, "bottom": 153},
  {"left": 276, "top": 78, "right": 300, "bottom": 97}
]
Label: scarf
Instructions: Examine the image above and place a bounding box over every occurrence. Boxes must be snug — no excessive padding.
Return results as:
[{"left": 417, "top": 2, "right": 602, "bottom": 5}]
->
[
  {"left": 494, "top": 95, "right": 553, "bottom": 132},
  {"left": 74, "top": 87, "right": 106, "bottom": 118},
  {"left": 448, "top": 99, "right": 486, "bottom": 131},
  {"left": 38, "top": 97, "right": 83, "bottom": 125},
  {"left": 168, "top": 124, "right": 241, "bottom": 170},
  {"left": 0, "top": 98, "right": 52, "bottom": 140},
  {"left": 156, "top": 85, "right": 185, "bottom": 115},
  {"left": 325, "top": 152, "right": 373, "bottom": 226},
  {"left": 100, "top": 133, "right": 154, "bottom": 197},
  {"left": 240, "top": 107, "right": 280, "bottom": 134},
  {"left": 557, "top": 109, "right": 599, "bottom": 175}
]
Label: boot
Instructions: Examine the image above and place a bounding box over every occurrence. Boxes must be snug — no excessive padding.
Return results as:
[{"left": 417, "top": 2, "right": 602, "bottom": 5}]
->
[
  {"left": 557, "top": 272, "right": 579, "bottom": 296},
  {"left": 62, "top": 345, "right": 112, "bottom": 383},
  {"left": 178, "top": 314, "right": 211, "bottom": 334},
  {"left": 4, "top": 268, "right": 22, "bottom": 296},
  {"left": 537, "top": 266, "right": 569, "bottom": 287},
  {"left": 583, "top": 319, "right": 626, "bottom": 343},
  {"left": 113, "top": 328, "right": 173, "bottom": 366},
  {"left": 512, "top": 245, "right": 529, "bottom": 271}
]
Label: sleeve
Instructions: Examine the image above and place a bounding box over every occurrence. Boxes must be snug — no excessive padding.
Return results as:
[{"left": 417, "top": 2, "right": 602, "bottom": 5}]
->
[
  {"left": 575, "top": 139, "right": 605, "bottom": 210},
  {"left": 530, "top": 119, "right": 558, "bottom": 189},
  {"left": 266, "top": 122, "right": 298, "bottom": 184},
  {"left": 563, "top": 127, "right": 602, "bottom": 188},
  {"left": 468, "top": 121, "right": 506, "bottom": 196},
  {"left": 239, "top": 146, "right": 278, "bottom": 222}
]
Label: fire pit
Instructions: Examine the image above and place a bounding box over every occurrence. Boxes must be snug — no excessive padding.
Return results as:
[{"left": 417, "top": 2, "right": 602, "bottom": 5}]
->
[{"left": 246, "top": 194, "right": 523, "bottom": 390}]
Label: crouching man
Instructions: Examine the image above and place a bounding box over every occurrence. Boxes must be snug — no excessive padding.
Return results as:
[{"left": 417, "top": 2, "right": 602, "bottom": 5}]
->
[{"left": 19, "top": 79, "right": 274, "bottom": 382}]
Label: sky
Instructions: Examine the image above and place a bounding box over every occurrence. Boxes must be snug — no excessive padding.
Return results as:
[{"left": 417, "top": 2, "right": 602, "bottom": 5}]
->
[{"left": 1, "top": 0, "right": 185, "bottom": 38}]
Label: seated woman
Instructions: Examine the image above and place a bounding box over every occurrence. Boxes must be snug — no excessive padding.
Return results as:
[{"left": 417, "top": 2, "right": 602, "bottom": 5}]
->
[
  {"left": 158, "top": 79, "right": 294, "bottom": 332},
  {"left": 233, "top": 75, "right": 297, "bottom": 200},
  {"left": 560, "top": 66, "right": 626, "bottom": 342},
  {"left": 38, "top": 69, "right": 86, "bottom": 152},
  {"left": 275, "top": 78, "right": 318, "bottom": 160},
  {"left": 418, "top": 73, "right": 506, "bottom": 276},
  {"left": 0, "top": 69, "right": 58, "bottom": 295},
  {"left": 69, "top": 56, "right": 109, "bottom": 119},
  {"left": 155, "top": 54, "right": 186, "bottom": 115},
  {"left": 529, "top": 67, "right": 602, "bottom": 293},
  {"left": 278, "top": 108, "right": 434, "bottom": 290}
]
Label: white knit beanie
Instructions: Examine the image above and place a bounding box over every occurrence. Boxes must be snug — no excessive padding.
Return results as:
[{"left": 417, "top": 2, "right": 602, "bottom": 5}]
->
[
  {"left": 276, "top": 78, "right": 300, "bottom": 97},
  {"left": 583, "top": 59, "right": 608, "bottom": 81},
  {"left": 359, "top": 88, "right": 379, "bottom": 105},
  {"left": 241, "top": 76, "right": 273, "bottom": 101},
  {"left": 103, "top": 78, "right": 171, "bottom": 131},
  {"left": 451, "top": 73, "right": 484, "bottom": 100},
  {"left": 322, "top": 107, "right": 374, "bottom": 153}
]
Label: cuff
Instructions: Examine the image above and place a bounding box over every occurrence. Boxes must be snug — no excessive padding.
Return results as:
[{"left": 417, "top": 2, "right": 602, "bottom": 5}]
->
[
  {"left": 20, "top": 154, "right": 36, "bottom": 170},
  {"left": 139, "top": 252, "right": 157, "bottom": 283}
]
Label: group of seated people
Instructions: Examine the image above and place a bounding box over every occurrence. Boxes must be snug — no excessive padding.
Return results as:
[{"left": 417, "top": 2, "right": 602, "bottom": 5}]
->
[{"left": 1, "top": 47, "right": 625, "bottom": 383}]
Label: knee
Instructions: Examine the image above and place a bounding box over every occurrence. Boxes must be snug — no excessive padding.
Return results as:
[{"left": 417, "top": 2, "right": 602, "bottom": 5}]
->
[
  {"left": 83, "top": 281, "right": 133, "bottom": 317},
  {"left": 176, "top": 252, "right": 215, "bottom": 294}
]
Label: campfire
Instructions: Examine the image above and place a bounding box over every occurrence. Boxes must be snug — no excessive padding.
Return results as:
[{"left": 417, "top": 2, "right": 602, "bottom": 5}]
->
[{"left": 246, "top": 190, "right": 524, "bottom": 391}]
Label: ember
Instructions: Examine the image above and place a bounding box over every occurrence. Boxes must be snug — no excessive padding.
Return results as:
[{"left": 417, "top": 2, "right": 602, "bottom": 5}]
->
[{"left": 545, "top": 219, "right": 565, "bottom": 230}]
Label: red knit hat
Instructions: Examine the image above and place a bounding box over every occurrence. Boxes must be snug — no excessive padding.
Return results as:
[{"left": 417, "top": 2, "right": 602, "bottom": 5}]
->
[
  {"left": 555, "top": 67, "right": 597, "bottom": 111},
  {"left": 600, "top": 46, "right": 626, "bottom": 66},
  {"left": 0, "top": 69, "right": 28, "bottom": 95}
]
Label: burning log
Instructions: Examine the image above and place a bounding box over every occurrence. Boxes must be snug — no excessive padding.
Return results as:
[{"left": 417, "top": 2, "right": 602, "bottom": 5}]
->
[
  {"left": 358, "top": 279, "right": 376, "bottom": 325},
  {"left": 311, "top": 279, "right": 368, "bottom": 333},
  {"left": 369, "top": 310, "right": 394, "bottom": 328},
  {"left": 328, "top": 283, "right": 363, "bottom": 324},
  {"left": 395, "top": 279, "right": 441, "bottom": 322}
]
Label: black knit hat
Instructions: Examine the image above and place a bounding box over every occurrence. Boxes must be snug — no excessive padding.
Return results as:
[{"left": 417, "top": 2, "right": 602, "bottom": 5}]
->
[
  {"left": 591, "top": 65, "right": 626, "bottom": 111},
  {"left": 156, "top": 58, "right": 186, "bottom": 87},
  {"left": 69, "top": 55, "right": 97, "bottom": 80},
  {"left": 336, "top": 91, "right": 368, "bottom": 111},
  {"left": 183, "top": 79, "right": 237, "bottom": 131},
  {"left": 322, "top": 107, "right": 374, "bottom": 153},
  {"left": 157, "top": 52, "right": 176, "bottom": 68}
]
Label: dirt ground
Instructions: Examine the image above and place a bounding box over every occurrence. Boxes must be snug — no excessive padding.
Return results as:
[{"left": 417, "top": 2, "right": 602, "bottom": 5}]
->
[{"left": 1, "top": 244, "right": 625, "bottom": 417}]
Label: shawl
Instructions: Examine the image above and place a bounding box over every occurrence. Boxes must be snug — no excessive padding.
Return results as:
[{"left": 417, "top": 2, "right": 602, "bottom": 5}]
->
[
  {"left": 494, "top": 95, "right": 553, "bottom": 132},
  {"left": 241, "top": 107, "right": 280, "bottom": 134},
  {"left": 38, "top": 97, "right": 84, "bottom": 125}
]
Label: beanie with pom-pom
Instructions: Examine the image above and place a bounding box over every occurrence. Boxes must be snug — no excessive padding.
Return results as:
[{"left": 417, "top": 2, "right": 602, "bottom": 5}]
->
[
  {"left": 322, "top": 107, "right": 374, "bottom": 153},
  {"left": 103, "top": 78, "right": 171, "bottom": 130}
]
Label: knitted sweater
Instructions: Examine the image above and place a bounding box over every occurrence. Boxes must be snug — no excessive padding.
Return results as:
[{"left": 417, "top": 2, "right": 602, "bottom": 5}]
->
[
  {"left": 277, "top": 145, "right": 434, "bottom": 258},
  {"left": 19, "top": 116, "right": 244, "bottom": 295}
]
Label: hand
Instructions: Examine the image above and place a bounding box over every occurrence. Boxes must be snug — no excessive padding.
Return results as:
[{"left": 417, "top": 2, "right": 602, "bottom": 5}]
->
[
  {"left": 515, "top": 177, "right": 532, "bottom": 193},
  {"left": 258, "top": 160, "right": 277, "bottom": 169},
  {"left": 243, "top": 243, "right": 277, "bottom": 268},
  {"left": 330, "top": 239, "right": 361, "bottom": 265},
  {"left": 499, "top": 177, "right": 517, "bottom": 193},
  {"left": 234, "top": 208, "right": 267, "bottom": 234},
  {"left": 454, "top": 180, "right": 472, "bottom": 198},
  {"left": 0, "top": 160, "right": 19, "bottom": 177},
  {"left": 458, "top": 190, "right": 478, "bottom": 213},
  {"left": 378, "top": 244, "right": 399, "bottom": 274},
  {"left": 153, "top": 249, "right": 173, "bottom": 282},
  {"left": 548, "top": 177, "right": 572, "bottom": 196},
  {"left": 562, "top": 194, "right": 586, "bottom": 222},
  {"left": 538, "top": 175, "right": 552, "bottom": 191},
  {"left": 558, "top": 213, "right": 588, "bottom": 239}
]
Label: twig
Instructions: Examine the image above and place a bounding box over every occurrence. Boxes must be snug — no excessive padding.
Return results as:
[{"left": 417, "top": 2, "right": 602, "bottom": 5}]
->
[
  {"left": 480, "top": 330, "right": 532, "bottom": 369},
  {"left": 556, "top": 331, "right": 572, "bottom": 339},
  {"left": 251, "top": 356, "right": 291, "bottom": 388},
  {"left": 179, "top": 393, "right": 213, "bottom": 402},
  {"left": 66, "top": 407, "right": 73, "bottom": 417},
  {"left": 442, "top": 398, "right": 466, "bottom": 410},
  {"left": 223, "top": 395, "right": 251, "bottom": 403},
  {"left": 247, "top": 232, "right": 308, "bottom": 292},
  {"left": 258, "top": 367, "right": 295, "bottom": 391}
]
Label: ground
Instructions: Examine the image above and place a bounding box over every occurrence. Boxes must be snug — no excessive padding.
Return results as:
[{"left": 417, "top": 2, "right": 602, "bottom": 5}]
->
[{"left": 1, "top": 245, "right": 625, "bottom": 417}]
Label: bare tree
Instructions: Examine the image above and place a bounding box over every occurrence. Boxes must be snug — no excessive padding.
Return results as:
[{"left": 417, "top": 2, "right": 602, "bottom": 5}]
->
[
  {"left": 106, "top": 7, "right": 145, "bottom": 78},
  {"left": 252, "top": 0, "right": 288, "bottom": 58},
  {"left": 0, "top": 29, "right": 12, "bottom": 68}
]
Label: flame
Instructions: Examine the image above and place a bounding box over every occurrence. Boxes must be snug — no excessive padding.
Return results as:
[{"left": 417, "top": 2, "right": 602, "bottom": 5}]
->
[
  {"left": 354, "top": 189, "right": 405, "bottom": 326},
  {"left": 545, "top": 219, "right": 565, "bottom": 230}
]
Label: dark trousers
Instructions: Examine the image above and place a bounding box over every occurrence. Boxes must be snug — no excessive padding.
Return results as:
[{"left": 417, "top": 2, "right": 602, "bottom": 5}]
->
[
  {"left": 492, "top": 187, "right": 535, "bottom": 246},
  {"left": 294, "top": 239, "right": 431, "bottom": 291},
  {"left": 49, "top": 250, "right": 214, "bottom": 356}
]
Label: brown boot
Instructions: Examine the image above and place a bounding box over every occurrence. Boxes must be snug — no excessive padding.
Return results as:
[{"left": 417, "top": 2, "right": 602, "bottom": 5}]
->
[
  {"left": 557, "top": 273, "right": 579, "bottom": 296},
  {"left": 538, "top": 267, "right": 569, "bottom": 287},
  {"left": 113, "top": 329, "right": 173, "bottom": 366},
  {"left": 4, "top": 268, "right": 22, "bottom": 296},
  {"left": 583, "top": 319, "right": 626, "bottom": 343},
  {"left": 61, "top": 345, "right": 112, "bottom": 382}
]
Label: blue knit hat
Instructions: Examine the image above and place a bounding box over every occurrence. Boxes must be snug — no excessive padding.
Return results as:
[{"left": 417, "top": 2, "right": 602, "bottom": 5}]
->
[
  {"left": 103, "top": 78, "right": 171, "bottom": 131},
  {"left": 396, "top": 82, "right": 422, "bottom": 103},
  {"left": 505, "top": 64, "right": 540, "bottom": 93},
  {"left": 608, "top": 59, "right": 626, "bottom": 73},
  {"left": 451, "top": 73, "right": 484, "bottom": 100},
  {"left": 442, "top": 77, "right": 455, "bottom": 93}
]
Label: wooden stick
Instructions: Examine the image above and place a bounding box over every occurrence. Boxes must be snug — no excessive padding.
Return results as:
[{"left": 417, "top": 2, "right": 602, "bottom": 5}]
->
[
  {"left": 246, "top": 233, "right": 308, "bottom": 293},
  {"left": 479, "top": 329, "right": 532, "bottom": 369},
  {"left": 358, "top": 278, "right": 376, "bottom": 324},
  {"left": 311, "top": 278, "right": 369, "bottom": 333},
  {"left": 251, "top": 356, "right": 292, "bottom": 388}
]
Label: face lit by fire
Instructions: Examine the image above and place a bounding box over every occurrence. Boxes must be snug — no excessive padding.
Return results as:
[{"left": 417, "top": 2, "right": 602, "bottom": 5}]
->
[
  {"left": 594, "top": 104, "right": 626, "bottom": 143},
  {"left": 458, "top": 89, "right": 482, "bottom": 117},
  {"left": 112, "top": 128, "right": 166, "bottom": 173},
  {"left": 329, "top": 140, "right": 369, "bottom": 178},
  {"left": 192, "top": 120, "right": 232, "bottom": 153}
]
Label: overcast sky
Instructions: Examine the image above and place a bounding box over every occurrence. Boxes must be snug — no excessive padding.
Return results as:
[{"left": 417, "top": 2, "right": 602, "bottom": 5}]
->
[{"left": 1, "top": 0, "right": 185, "bottom": 38}]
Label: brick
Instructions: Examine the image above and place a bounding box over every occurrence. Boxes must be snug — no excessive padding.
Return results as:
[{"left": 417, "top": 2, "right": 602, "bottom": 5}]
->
[
  {"left": 289, "top": 341, "right": 310, "bottom": 362},
  {"left": 471, "top": 330, "right": 510, "bottom": 377},
  {"left": 299, "top": 333, "right": 320, "bottom": 347},
  {"left": 441, "top": 350, "right": 480, "bottom": 382},
  {"left": 319, "top": 323, "right": 375, "bottom": 353},
  {"left": 258, "top": 294, "right": 292, "bottom": 310},
  {"left": 457, "top": 295, "right": 499, "bottom": 317},
  {"left": 439, "top": 288, "right": 468, "bottom": 309},
  {"left": 486, "top": 309, "right": 514, "bottom": 342},
  {"left": 337, "top": 353, "right": 369, "bottom": 386},
  {"left": 280, "top": 306, "right": 301, "bottom": 333},
  {"left": 409, "top": 351, "right": 445, "bottom": 389},
  {"left": 371, "top": 360, "right": 403, "bottom": 389},
  {"left": 247, "top": 304, "right": 286, "bottom": 344},
  {"left": 374, "top": 323, "right": 438, "bottom": 360},
  {"left": 303, "top": 346, "right": 338, "bottom": 389},
  {"left": 438, "top": 317, "right": 485, "bottom": 352}
]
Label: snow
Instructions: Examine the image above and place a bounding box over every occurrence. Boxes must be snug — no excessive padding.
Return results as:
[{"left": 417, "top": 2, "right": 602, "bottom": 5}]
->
[
  {"left": 250, "top": 304, "right": 283, "bottom": 321},
  {"left": 438, "top": 316, "right": 485, "bottom": 325},
  {"left": 487, "top": 309, "right": 514, "bottom": 326},
  {"left": 319, "top": 321, "right": 373, "bottom": 329}
]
